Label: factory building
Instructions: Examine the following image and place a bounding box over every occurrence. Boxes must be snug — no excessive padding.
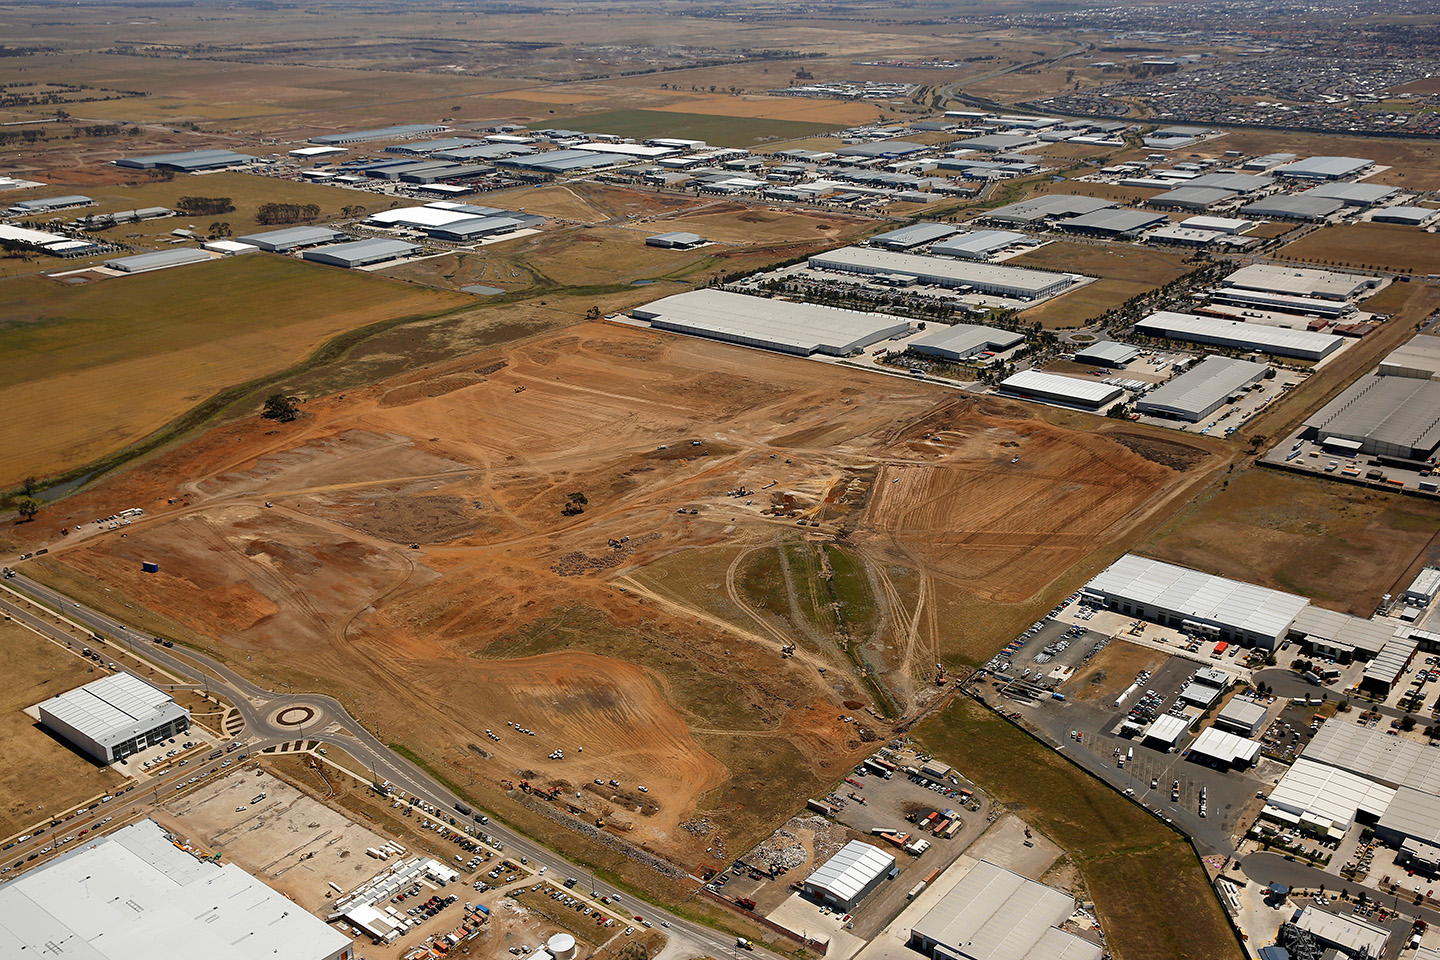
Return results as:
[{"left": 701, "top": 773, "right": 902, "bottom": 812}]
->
[
  {"left": 1264, "top": 758, "right": 1396, "bottom": 837},
  {"left": 1135, "top": 356, "right": 1269, "bottom": 422},
  {"left": 632, "top": 289, "right": 910, "bottom": 357},
  {"left": 1215, "top": 698, "right": 1268, "bottom": 737},
  {"left": 236, "top": 226, "right": 350, "bottom": 253},
  {"left": 1373, "top": 206, "right": 1438, "bottom": 227},
  {"left": 645, "top": 232, "right": 706, "bottom": 249},
  {"left": 1404, "top": 567, "right": 1440, "bottom": 607},
  {"left": 1134, "top": 311, "right": 1343, "bottom": 361},
  {"left": 1072, "top": 341, "right": 1139, "bottom": 368},
  {"left": 1054, "top": 208, "right": 1169, "bottom": 239},
  {"left": 115, "top": 149, "right": 256, "bottom": 171},
  {"left": 1303, "top": 374, "right": 1440, "bottom": 460},
  {"left": 0, "top": 819, "right": 353, "bottom": 960},
  {"left": 1148, "top": 187, "right": 1239, "bottom": 211},
  {"left": 983, "top": 195, "right": 1116, "bottom": 226},
  {"left": 1286, "top": 606, "right": 1394, "bottom": 663},
  {"left": 1303, "top": 182, "right": 1400, "bottom": 207},
  {"left": 301, "top": 238, "right": 419, "bottom": 268},
  {"left": 907, "top": 860, "right": 1099, "bottom": 960},
  {"left": 37, "top": 673, "right": 190, "bottom": 764},
  {"left": 1187, "top": 727, "right": 1260, "bottom": 769},
  {"left": 1379, "top": 337, "right": 1440, "bottom": 380},
  {"left": 9, "top": 194, "right": 94, "bottom": 214},
  {"left": 106, "top": 249, "right": 213, "bottom": 274},
  {"left": 808, "top": 247, "right": 1074, "bottom": 300},
  {"left": 1222, "top": 263, "right": 1378, "bottom": 301},
  {"left": 311, "top": 123, "right": 448, "bottom": 145},
  {"left": 1273, "top": 156, "right": 1374, "bottom": 180},
  {"left": 929, "top": 230, "right": 1026, "bottom": 260},
  {"left": 996, "top": 370, "right": 1122, "bottom": 411},
  {"left": 909, "top": 323, "right": 1024, "bottom": 361},
  {"left": 868, "top": 222, "right": 958, "bottom": 250},
  {"left": 1082, "top": 553, "right": 1309, "bottom": 648},
  {"left": 803, "top": 841, "right": 895, "bottom": 911},
  {"left": 1240, "top": 194, "right": 1345, "bottom": 221}
]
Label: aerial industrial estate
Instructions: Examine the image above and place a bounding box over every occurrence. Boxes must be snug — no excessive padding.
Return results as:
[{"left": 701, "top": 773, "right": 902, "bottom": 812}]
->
[{"left": 2, "top": 3, "right": 1440, "bottom": 960}]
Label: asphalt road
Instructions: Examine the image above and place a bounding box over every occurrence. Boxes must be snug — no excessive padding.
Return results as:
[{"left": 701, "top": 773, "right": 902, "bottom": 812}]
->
[{"left": 0, "top": 572, "right": 767, "bottom": 960}]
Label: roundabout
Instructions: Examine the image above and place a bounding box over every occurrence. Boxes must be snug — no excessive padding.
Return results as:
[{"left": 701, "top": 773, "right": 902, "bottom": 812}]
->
[{"left": 273, "top": 705, "right": 318, "bottom": 728}]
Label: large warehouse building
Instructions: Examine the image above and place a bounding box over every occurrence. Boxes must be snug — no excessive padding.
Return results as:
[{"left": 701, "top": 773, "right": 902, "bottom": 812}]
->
[
  {"left": 1265, "top": 757, "right": 1396, "bottom": 836},
  {"left": 1134, "top": 311, "right": 1343, "bottom": 361},
  {"left": 1303, "top": 374, "right": 1440, "bottom": 460},
  {"left": 236, "top": 226, "right": 350, "bottom": 252},
  {"left": 312, "top": 123, "right": 448, "bottom": 145},
  {"left": 115, "top": 149, "right": 256, "bottom": 171},
  {"left": 1083, "top": 554, "right": 1309, "bottom": 648},
  {"left": 908, "top": 860, "right": 1099, "bottom": 960},
  {"left": 1222, "top": 263, "right": 1378, "bottom": 301},
  {"left": 997, "top": 370, "right": 1122, "bottom": 411},
  {"left": 631, "top": 289, "right": 911, "bottom": 356},
  {"left": 301, "top": 238, "right": 419, "bottom": 268},
  {"left": 37, "top": 673, "right": 190, "bottom": 764},
  {"left": 909, "top": 323, "right": 1024, "bottom": 361},
  {"left": 1379, "top": 337, "right": 1440, "bottom": 380},
  {"left": 1136, "top": 355, "right": 1269, "bottom": 422},
  {"left": 0, "top": 819, "right": 354, "bottom": 960},
  {"left": 808, "top": 247, "right": 1075, "bottom": 300},
  {"left": 803, "top": 841, "right": 895, "bottom": 911},
  {"left": 929, "top": 230, "right": 1026, "bottom": 260},
  {"left": 1273, "top": 156, "right": 1374, "bottom": 180}
]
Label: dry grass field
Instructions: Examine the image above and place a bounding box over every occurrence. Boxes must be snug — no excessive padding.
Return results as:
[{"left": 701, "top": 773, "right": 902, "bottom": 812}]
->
[
  {"left": 1011, "top": 241, "right": 1194, "bottom": 283},
  {"left": 0, "top": 621, "right": 125, "bottom": 839},
  {"left": 0, "top": 255, "right": 470, "bottom": 487},
  {"left": 1018, "top": 278, "right": 1154, "bottom": 330},
  {"left": 1277, "top": 222, "right": 1440, "bottom": 276}
]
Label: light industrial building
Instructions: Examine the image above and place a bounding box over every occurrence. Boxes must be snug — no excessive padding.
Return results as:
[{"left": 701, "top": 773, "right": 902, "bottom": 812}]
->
[
  {"left": 1373, "top": 206, "right": 1438, "bottom": 226},
  {"left": 1072, "top": 341, "right": 1140, "bottom": 368},
  {"left": 1187, "top": 727, "right": 1259, "bottom": 769},
  {"left": 1303, "top": 374, "right": 1440, "bottom": 460},
  {"left": 808, "top": 247, "right": 1074, "bottom": 300},
  {"left": 1303, "top": 182, "right": 1399, "bottom": 207},
  {"left": 1264, "top": 758, "right": 1396, "bottom": 836},
  {"left": 0, "top": 819, "right": 353, "bottom": 960},
  {"left": 929, "top": 230, "right": 1026, "bottom": 260},
  {"left": 1134, "top": 311, "right": 1343, "bottom": 361},
  {"left": 236, "top": 226, "right": 349, "bottom": 252},
  {"left": 0, "top": 223, "right": 102, "bottom": 257},
  {"left": 996, "top": 370, "right": 1122, "bottom": 411},
  {"left": 1144, "top": 713, "right": 1190, "bottom": 750},
  {"left": 9, "top": 194, "right": 94, "bottom": 214},
  {"left": 1208, "top": 287, "right": 1356, "bottom": 318},
  {"left": 645, "top": 232, "right": 706, "bottom": 249},
  {"left": 631, "top": 289, "right": 910, "bottom": 357},
  {"left": 802, "top": 841, "right": 895, "bottom": 911},
  {"left": 1376, "top": 787, "right": 1440, "bottom": 850},
  {"left": 1291, "top": 906, "right": 1389, "bottom": 959},
  {"left": 1379, "top": 337, "right": 1440, "bottom": 380},
  {"left": 1135, "top": 356, "right": 1268, "bottom": 422},
  {"left": 907, "top": 859, "right": 1099, "bottom": 960},
  {"left": 1054, "top": 208, "right": 1169, "bottom": 238},
  {"left": 909, "top": 323, "right": 1024, "bottom": 361},
  {"left": 1222, "top": 263, "right": 1378, "bottom": 301},
  {"left": 1404, "top": 567, "right": 1440, "bottom": 606},
  {"left": 312, "top": 123, "right": 448, "bottom": 145},
  {"left": 38, "top": 673, "right": 190, "bottom": 764},
  {"left": 1082, "top": 553, "right": 1309, "bottom": 648},
  {"left": 1148, "top": 186, "right": 1239, "bottom": 211},
  {"left": 106, "top": 249, "right": 213, "bottom": 274},
  {"left": 1240, "top": 194, "right": 1345, "bottom": 221},
  {"left": 1362, "top": 636, "right": 1419, "bottom": 695},
  {"left": 1215, "top": 698, "right": 1268, "bottom": 737},
  {"left": 1187, "top": 172, "right": 1275, "bottom": 194},
  {"left": 1273, "top": 156, "right": 1374, "bottom": 180},
  {"left": 426, "top": 216, "right": 529, "bottom": 242},
  {"left": 301, "top": 238, "right": 419, "bottom": 269},
  {"left": 1303, "top": 721, "right": 1440, "bottom": 796},
  {"left": 1286, "top": 606, "right": 1393, "bottom": 663},
  {"left": 115, "top": 149, "right": 256, "bottom": 171},
  {"left": 984, "top": 195, "right": 1116, "bottom": 225},
  {"left": 869, "top": 222, "right": 958, "bottom": 250}
]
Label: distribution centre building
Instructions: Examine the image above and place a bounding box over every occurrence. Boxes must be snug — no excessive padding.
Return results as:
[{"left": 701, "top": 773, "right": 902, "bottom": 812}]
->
[
  {"left": 907, "top": 859, "right": 1099, "bottom": 960},
  {"left": 236, "top": 226, "right": 350, "bottom": 252},
  {"left": 1135, "top": 355, "right": 1269, "bottom": 422},
  {"left": 1273, "top": 156, "right": 1374, "bottom": 180},
  {"left": 1303, "top": 374, "right": 1440, "bottom": 460},
  {"left": 808, "top": 247, "right": 1075, "bottom": 300},
  {"left": 1379, "top": 337, "right": 1440, "bottom": 380},
  {"left": 105, "top": 249, "right": 213, "bottom": 274},
  {"left": 909, "top": 323, "right": 1024, "bottom": 361},
  {"left": 631, "top": 289, "right": 910, "bottom": 357},
  {"left": 996, "top": 370, "right": 1122, "bottom": 411},
  {"left": 311, "top": 123, "right": 448, "bottom": 145},
  {"left": 0, "top": 819, "right": 354, "bottom": 960},
  {"left": 301, "top": 238, "right": 419, "bottom": 268},
  {"left": 1134, "top": 311, "right": 1343, "bottom": 361},
  {"left": 115, "top": 149, "right": 256, "bottom": 171},
  {"left": 1082, "top": 553, "right": 1310, "bottom": 648},
  {"left": 37, "top": 673, "right": 190, "bottom": 764},
  {"left": 1072, "top": 341, "right": 1139, "bottom": 368},
  {"left": 929, "top": 230, "right": 1026, "bottom": 260},
  {"left": 868, "top": 222, "right": 958, "bottom": 250},
  {"left": 1222, "top": 264, "right": 1378, "bottom": 301},
  {"left": 803, "top": 841, "right": 895, "bottom": 911},
  {"left": 1240, "top": 194, "right": 1346, "bottom": 221}
]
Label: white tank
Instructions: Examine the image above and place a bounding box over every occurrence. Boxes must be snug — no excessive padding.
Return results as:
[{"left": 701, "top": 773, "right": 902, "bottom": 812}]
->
[{"left": 548, "top": 933, "right": 577, "bottom": 960}]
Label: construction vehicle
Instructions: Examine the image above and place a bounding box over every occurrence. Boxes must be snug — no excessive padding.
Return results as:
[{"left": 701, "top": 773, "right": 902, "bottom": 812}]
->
[{"left": 935, "top": 662, "right": 947, "bottom": 686}]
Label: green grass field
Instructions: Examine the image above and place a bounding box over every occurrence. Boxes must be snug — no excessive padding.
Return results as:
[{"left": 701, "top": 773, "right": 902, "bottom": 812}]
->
[
  {"left": 0, "top": 254, "right": 470, "bottom": 487},
  {"left": 544, "top": 109, "right": 837, "bottom": 147},
  {"left": 918, "top": 698, "right": 1240, "bottom": 960}
]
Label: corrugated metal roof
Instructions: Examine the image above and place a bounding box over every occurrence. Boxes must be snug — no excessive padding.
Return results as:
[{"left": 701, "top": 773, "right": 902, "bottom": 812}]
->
[
  {"left": 1136, "top": 356, "right": 1268, "bottom": 419},
  {"left": 998, "top": 369, "right": 1123, "bottom": 406},
  {"left": 1304, "top": 182, "right": 1398, "bottom": 205},
  {"left": 1055, "top": 208, "right": 1168, "bottom": 234},
  {"left": 1241, "top": 194, "right": 1345, "bottom": 219},
  {"left": 106, "top": 249, "right": 212, "bottom": 273},
  {"left": 1267, "top": 757, "right": 1396, "bottom": 830},
  {"left": 1073, "top": 341, "right": 1139, "bottom": 365},
  {"left": 1145, "top": 713, "right": 1189, "bottom": 745},
  {"left": 911, "top": 323, "right": 1023, "bottom": 360},
  {"left": 1274, "top": 156, "right": 1373, "bottom": 179},
  {"left": 805, "top": 841, "right": 894, "bottom": 902},
  {"left": 1378, "top": 786, "right": 1440, "bottom": 845},
  {"left": 632, "top": 289, "right": 910, "bottom": 357},
  {"left": 1223, "top": 263, "right": 1374, "bottom": 300},
  {"left": 1191, "top": 727, "right": 1259, "bottom": 764},
  {"left": 1304, "top": 374, "right": 1440, "bottom": 458},
  {"left": 236, "top": 226, "right": 348, "bottom": 250},
  {"left": 809, "top": 247, "right": 1073, "bottom": 298},
  {"left": 1135, "top": 311, "right": 1342, "bottom": 360},
  {"left": 1294, "top": 905, "right": 1389, "bottom": 956},
  {"left": 1217, "top": 698, "right": 1268, "bottom": 730},
  {"left": 929, "top": 230, "right": 1026, "bottom": 259},
  {"left": 1303, "top": 720, "right": 1440, "bottom": 795},
  {"left": 985, "top": 195, "right": 1116, "bottom": 223},
  {"left": 1149, "top": 186, "right": 1239, "bottom": 208},
  {"left": 1289, "top": 606, "right": 1392, "bottom": 655},
  {"left": 37, "top": 674, "right": 187, "bottom": 749},
  {"left": 869, "top": 222, "right": 958, "bottom": 248},
  {"left": 910, "top": 860, "right": 1099, "bottom": 960}
]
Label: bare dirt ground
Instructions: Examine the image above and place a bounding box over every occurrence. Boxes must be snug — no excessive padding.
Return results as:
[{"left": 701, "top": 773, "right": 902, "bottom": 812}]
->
[{"left": 17, "top": 323, "right": 1225, "bottom": 876}]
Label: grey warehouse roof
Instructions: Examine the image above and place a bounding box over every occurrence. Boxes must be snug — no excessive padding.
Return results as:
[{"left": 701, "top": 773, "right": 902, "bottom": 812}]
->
[
  {"left": 0, "top": 819, "right": 352, "bottom": 960},
  {"left": 1289, "top": 606, "right": 1393, "bottom": 656},
  {"left": 998, "top": 369, "right": 1123, "bottom": 407},
  {"left": 870, "top": 222, "right": 958, "bottom": 249},
  {"left": 1056, "top": 208, "right": 1168, "bottom": 234},
  {"left": 1303, "top": 182, "right": 1399, "bottom": 206},
  {"left": 834, "top": 140, "right": 929, "bottom": 158},
  {"left": 1086, "top": 553, "right": 1309, "bottom": 640},
  {"left": 1223, "top": 263, "right": 1375, "bottom": 300},
  {"left": 106, "top": 248, "right": 212, "bottom": 273},
  {"left": 1135, "top": 311, "right": 1342, "bottom": 360},
  {"left": 910, "top": 323, "right": 1024, "bottom": 360},
  {"left": 1374, "top": 206, "right": 1437, "bottom": 225},
  {"left": 1303, "top": 719, "right": 1440, "bottom": 795},
  {"left": 1304, "top": 374, "right": 1440, "bottom": 460},
  {"left": 930, "top": 230, "right": 1025, "bottom": 259},
  {"left": 1073, "top": 341, "right": 1139, "bottom": 365},
  {"left": 301, "top": 237, "right": 419, "bottom": 267},
  {"left": 632, "top": 289, "right": 910, "bottom": 357},
  {"left": 805, "top": 841, "right": 895, "bottom": 903},
  {"left": 1137, "top": 356, "right": 1268, "bottom": 419},
  {"left": 1274, "top": 156, "right": 1373, "bottom": 179},
  {"left": 1217, "top": 697, "right": 1268, "bottom": 730},
  {"left": 809, "top": 247, "right": 1073, "bottom": 299},
  {"left": 1186, "top": 173, "right": 1274, "bottom": 193},
  {"left": 910, "top": 859, "right": 1099, "bottom": 960},
  {"left": 115, "top": 149, "right": 255, "bottom": 171},
  {"left": 312, "top": 123, "right": 448, "bottom": 144},
  {"left": 1241, "top": 194, "right": 1345, "bottom": 220},
  {"left": 236, "top": 226, "right": 349, "bottom": 251},
  {"left": 986, "top": 195, "right": 1116, "bottom": 224},
  {"left": 1378, "top": 786, "right": 1440, "bottom": 846},
  {"left": 37, "top": 674, "right": 189, "bottom": 750},
  {"left": 1149, "top": 186, "right": 1239, "bottom": 208}
]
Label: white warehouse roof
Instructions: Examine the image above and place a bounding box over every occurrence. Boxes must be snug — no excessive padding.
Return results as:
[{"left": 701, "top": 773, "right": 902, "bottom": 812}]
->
[
  {"left": 1293, "top": 906, "right": 1389, "bottom": 958},
  {"left": 368, "top": 206, "right": 476, "bottom": 228},
  {"left": 1303, "top": 717, "right": 1440, "bottom": 796},
  {"left": 0, "top": 819, "right": 353, "bottom": 960},
  {"left": 1224, "top": 263, "right": 1377, "bottom": 300},
  {"left": 808, "top": 246, "right": 1074, "bottom": 299},
  {"left": 1135, "top": 311, "right": 1343, "bottom": 361},
  {"left": 805, "top": 841, "right": 895, "bottom": 905},
  {"left": 909, "top": 860, "right": 1099, "bottom": 960},
  {"left": 997, "top": 369, "right": 1123, "bottom": 408},
  {"left": 631, "top": 289, "right": 910, "bottom": 357},
  {"left": 1266, "top": 757, "right": 1396, "bottom": 833},
  {"left": 910, "top": 323, "right": 1024, "bottom": 361},
  {"left": 1188, "top": 726, "right": 1259, "bottom": 765},
  {"left": 1086, "top": 554, "right": 1309, "bottom": 641},
  {"left": 1145, "top": 713, "right": 1189, "bottom": 746},
  {"left": 37, "top": 673, "right": 188, "bottom": 751}
]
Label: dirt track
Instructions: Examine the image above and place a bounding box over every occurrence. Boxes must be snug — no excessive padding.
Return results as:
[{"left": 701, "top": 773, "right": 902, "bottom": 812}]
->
[{"left": 19, "top": 322, "right": 1224, "bottom": 867}]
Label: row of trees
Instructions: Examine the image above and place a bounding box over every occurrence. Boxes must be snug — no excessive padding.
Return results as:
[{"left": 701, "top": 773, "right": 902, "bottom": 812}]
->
[
  {"left": 176, "top": 196, "right": 234, "bottom": 216},
  {"left": 256, "top": 202, "right": 320, "bottom": 225}
]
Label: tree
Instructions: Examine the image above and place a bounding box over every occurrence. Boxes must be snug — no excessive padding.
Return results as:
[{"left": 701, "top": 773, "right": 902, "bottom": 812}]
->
[
  {"left": 14, "top": 496, "right": 40, "bottom": 522},
  {"left": 584, "top": 305, "right": 601, "bottom": 320},
  {"left": 262, "top": 394, "right": 299, "bottom": 422},
  {"left": 21, "top": 475, "right": 37, "bottom": 497}
]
